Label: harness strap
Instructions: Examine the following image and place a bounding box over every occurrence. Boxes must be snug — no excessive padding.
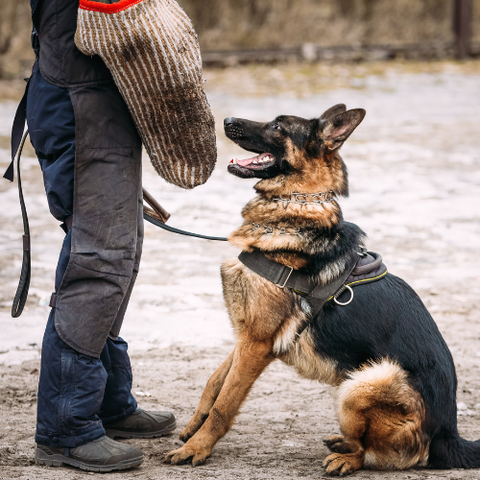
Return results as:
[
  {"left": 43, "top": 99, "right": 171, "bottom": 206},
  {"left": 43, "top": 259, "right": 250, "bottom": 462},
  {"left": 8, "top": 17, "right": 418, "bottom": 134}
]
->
[
  {"left": 238, "top": 249, "right": 359, "bottom": 318},
  {"left": 305, "top": 260, "right": 358, "bottom": 315},
  {"left": 238, "top": 250, "right": 315, "bottom": 292}
]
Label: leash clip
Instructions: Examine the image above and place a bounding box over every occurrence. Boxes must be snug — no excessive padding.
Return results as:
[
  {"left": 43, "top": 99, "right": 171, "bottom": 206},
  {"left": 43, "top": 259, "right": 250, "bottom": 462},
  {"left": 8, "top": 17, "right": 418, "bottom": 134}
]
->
[{"left": 276, "top": 265, "right": 294, "bottom": 288}]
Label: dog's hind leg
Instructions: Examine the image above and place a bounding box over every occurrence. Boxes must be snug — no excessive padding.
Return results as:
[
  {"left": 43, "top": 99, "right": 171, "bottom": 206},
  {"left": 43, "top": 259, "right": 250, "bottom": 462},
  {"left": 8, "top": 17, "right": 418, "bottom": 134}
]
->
[
  {"left": 165, "top": 337, "right": 273, "bottom": 466},
  {"left": 179, "top": 350, "right": 235, "bottom": 442},
  {"left": 323, "top": 360, "right": 429, "bottom": 476}
]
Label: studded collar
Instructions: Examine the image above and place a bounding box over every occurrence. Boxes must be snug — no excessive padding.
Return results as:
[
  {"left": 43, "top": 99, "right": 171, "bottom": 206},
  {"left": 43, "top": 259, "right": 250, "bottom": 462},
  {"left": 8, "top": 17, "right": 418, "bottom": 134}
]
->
[{"left": 272, "top": 191, "right": 335, "bottom": 208}]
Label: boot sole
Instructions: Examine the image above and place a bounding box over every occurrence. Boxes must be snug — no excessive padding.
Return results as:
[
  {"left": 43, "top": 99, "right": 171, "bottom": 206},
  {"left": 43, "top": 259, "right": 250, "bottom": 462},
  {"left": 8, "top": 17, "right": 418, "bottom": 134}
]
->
[
  {"left": 106, "top": 419, "right": 177, "bottom": 439},
  {"left": 35, "top": 448, "right": 143, "bottom": 473}
]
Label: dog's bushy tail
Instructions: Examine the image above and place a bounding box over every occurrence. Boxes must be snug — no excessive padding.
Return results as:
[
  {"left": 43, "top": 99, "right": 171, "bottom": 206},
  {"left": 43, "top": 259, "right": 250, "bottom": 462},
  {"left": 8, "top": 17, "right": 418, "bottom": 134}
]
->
[{"left": 429, "top": 435, "right": 480, "bottom": 468}]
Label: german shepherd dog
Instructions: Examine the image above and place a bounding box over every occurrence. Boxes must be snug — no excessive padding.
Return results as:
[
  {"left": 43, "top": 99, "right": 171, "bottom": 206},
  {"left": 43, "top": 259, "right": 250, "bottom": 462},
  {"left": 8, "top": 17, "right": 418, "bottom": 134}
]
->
[{"left": 165, "top": 105, "right": 480, "bottom": 475}]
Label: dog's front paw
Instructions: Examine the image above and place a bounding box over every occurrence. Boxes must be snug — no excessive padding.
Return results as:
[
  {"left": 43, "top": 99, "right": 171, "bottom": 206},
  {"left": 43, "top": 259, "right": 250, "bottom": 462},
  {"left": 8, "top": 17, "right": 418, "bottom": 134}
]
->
[
  {"left": 165, "top": 444, "right": 211, "bottom": 467},
  {"left": 323, "top": 435, "right": 358, "bottom": 454},
  {"left": 323, "top": 452, "right": 363, "bottom": 476},
  {"left": 178, "top": 413, "right": 209, "bottom": 443}
]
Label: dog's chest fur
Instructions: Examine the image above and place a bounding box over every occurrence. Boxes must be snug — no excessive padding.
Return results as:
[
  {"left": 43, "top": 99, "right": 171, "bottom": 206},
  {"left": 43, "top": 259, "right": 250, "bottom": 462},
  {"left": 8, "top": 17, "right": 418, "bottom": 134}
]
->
[
  {"left": 220, "top": 193, "right": 363, "bottom": 387},
  {"left": 221, "top": 258, "right": 342, "bottom": 386}
]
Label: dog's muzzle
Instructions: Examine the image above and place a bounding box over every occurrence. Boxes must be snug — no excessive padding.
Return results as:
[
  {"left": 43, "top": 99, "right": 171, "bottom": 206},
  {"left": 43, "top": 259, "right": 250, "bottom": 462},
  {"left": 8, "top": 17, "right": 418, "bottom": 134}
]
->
[{"left": 224, "top": 117, "right": 244, "bottom": 139}]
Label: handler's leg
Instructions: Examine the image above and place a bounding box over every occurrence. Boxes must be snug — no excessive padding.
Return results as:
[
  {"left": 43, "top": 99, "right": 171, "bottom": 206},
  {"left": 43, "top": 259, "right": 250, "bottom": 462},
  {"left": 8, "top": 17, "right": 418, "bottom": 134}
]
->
[
  {"left": 27, "top": 67, "right": 144, "bottom": 471},
  {"left": 99, "top": 335, "right": 176, "bottom": 439},
  {"left": 34, "top": 246, "right": 144, "bottom": 468}
]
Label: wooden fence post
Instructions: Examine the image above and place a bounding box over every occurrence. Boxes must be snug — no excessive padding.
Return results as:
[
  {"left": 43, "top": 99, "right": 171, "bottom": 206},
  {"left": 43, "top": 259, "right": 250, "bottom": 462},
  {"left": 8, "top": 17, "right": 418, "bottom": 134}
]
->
[{"left": 453, "top": 0, "right": 473, "bottom": 59}]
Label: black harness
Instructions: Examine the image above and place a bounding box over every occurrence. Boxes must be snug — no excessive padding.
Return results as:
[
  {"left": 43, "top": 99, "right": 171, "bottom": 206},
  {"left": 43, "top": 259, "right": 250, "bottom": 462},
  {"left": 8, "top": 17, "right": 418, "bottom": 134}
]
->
[{"left": 238, "top": 248, "right": 387, "bottom": 321}]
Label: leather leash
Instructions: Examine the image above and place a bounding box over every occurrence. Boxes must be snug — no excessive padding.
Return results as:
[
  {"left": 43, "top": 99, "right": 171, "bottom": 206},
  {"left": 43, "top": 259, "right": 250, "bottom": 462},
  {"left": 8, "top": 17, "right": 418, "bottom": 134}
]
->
[{"left": 142, "top": 190, "right": 228, "bottom": 241}]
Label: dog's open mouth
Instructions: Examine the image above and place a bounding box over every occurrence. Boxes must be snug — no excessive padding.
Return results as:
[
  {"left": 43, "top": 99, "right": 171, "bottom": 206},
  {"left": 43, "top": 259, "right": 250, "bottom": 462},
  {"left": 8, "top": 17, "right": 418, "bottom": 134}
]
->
[
  {"left": 228, "top": 153, "right": 276, "bottom": 178},
  {"left": 230, "top": 153, "right": 275, "bottom": 169}
]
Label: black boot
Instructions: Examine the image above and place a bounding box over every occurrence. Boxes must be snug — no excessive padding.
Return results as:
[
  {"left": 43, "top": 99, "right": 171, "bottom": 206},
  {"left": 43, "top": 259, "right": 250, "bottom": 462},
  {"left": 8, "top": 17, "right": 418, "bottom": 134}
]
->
[
  {"left": 104, "top": 408, "right": 176, "bottom": 439},
  {"left": 35, "top": 436, "right": 143, "bottom": 472}
]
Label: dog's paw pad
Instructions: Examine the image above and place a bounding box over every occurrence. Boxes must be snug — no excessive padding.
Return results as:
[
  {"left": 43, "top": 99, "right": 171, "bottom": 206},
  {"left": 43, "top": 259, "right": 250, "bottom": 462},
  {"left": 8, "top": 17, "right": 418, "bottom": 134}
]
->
[
  {"left": 165, "top": 445, "right": 210, "bottom": 466},
  {"left": 323, "top": 453, "right": 362, "bottom": 477}
]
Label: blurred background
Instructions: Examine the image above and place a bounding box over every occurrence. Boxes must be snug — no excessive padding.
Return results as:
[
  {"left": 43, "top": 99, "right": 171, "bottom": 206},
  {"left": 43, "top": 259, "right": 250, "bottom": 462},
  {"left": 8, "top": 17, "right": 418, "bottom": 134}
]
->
[
  {"left": 0, "top": 0, "right": 479, "bottom": 77},
  {"left": 0, "top": 0, "right": 479, "bottom": 366},
  {"left": 1, "top": 3, "right": 480, "bottom": 478}
]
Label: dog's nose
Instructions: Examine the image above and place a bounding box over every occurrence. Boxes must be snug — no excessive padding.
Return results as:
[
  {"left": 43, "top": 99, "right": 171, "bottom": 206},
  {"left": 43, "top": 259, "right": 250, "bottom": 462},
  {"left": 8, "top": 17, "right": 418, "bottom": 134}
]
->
[{"left": 224, "top": 117, "right": 236, "bottom": 127}]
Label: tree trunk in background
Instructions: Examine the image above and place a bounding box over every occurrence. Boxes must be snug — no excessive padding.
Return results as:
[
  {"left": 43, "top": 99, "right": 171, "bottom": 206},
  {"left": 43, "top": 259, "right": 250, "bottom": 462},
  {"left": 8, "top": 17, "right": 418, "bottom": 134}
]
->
[
  {"left": 0, "top": 0, "right": 19, "bottom": 55},
  {"left": 0, "top": 0, "right": 32, "bottom": 77},
  {"left": 454, "top": 0, "right": 473, "bottom": 58}
]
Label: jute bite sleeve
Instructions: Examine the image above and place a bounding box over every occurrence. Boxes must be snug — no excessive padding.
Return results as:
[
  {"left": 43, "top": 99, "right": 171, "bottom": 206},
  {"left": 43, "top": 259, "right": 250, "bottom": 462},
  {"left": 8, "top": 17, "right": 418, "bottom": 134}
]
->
[{"left": 75, "top": 0, "right": 216, "bottom": 189}]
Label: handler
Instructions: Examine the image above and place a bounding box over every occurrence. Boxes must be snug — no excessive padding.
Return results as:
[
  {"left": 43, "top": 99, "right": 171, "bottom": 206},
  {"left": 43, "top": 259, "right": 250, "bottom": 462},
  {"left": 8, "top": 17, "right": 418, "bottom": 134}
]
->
[{"left": 24, "top": 0, "right": 176, "bottom": 472}]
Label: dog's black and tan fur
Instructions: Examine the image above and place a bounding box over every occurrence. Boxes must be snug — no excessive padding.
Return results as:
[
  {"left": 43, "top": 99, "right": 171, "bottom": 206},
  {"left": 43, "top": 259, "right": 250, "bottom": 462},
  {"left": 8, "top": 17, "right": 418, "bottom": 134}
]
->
[{"left": 165, "top": 105, "right": 480, "bottom": 475}]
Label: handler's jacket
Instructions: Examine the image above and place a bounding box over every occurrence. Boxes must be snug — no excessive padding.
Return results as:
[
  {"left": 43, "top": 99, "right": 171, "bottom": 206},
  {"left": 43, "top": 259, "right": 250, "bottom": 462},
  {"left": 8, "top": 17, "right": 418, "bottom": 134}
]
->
[{"left": 30, "top": 0, "right": 144, "bottom": 357}]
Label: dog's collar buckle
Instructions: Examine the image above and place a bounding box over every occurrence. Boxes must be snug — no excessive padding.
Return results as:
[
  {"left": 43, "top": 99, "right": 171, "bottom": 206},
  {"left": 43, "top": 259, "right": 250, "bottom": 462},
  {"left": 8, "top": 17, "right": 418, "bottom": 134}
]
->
[{"left": 276, "top": 265, "right": 294, "bottom": 288}]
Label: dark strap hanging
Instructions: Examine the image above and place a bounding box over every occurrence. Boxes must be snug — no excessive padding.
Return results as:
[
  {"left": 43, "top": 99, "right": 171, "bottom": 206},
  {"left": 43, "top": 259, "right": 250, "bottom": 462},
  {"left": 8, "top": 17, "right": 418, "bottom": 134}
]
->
[
  {"left": 4, "top": 78, "right": 30, "bottom": 182},
  {"left": 9, "top": 130, "right": 32, "bottom": 318},
  {"left": 3, "top": 77, "right": 32, "bottom": 317}
]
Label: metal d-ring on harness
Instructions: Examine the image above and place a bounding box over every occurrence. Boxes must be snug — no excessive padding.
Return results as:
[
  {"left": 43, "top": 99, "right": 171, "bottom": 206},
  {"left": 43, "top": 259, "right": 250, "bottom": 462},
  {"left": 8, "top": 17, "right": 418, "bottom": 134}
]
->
[
  {"left": 5, "top": 129, "right": 227, "bottom": 318},
  {"left": 238, "top": 246, "right": 388, "bottom": 334},
  {"left": 238, "top": 249, "right": 361, "bottom": 319},
  {"left": 333, "top": 284, "right": 354, "bottom": 306}
]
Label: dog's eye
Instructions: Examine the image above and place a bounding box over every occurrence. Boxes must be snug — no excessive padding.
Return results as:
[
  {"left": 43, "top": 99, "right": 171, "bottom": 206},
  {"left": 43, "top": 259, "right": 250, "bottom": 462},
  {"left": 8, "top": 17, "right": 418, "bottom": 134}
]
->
[{"left": 273, "top": 124, "right": 281, "bottom": 130}]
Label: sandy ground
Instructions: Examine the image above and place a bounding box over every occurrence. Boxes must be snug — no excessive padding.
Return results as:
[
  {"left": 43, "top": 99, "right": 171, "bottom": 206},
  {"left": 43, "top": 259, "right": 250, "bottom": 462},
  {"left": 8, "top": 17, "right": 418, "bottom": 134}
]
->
[{"left": 1, "top": 60, "right": 480, "bottom": 479}]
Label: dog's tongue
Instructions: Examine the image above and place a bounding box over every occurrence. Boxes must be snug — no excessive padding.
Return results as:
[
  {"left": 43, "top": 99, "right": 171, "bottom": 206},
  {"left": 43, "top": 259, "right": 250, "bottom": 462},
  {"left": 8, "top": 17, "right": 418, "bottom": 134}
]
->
[{"left": 230, "top": 154, "right": 260, "bottom": 166}]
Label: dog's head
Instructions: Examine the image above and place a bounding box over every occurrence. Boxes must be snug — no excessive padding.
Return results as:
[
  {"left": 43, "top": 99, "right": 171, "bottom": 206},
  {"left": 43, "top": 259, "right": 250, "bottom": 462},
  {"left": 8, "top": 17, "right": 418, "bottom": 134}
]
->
[{"left": 224, "top": 104, "right": 365, "bottom": 196}]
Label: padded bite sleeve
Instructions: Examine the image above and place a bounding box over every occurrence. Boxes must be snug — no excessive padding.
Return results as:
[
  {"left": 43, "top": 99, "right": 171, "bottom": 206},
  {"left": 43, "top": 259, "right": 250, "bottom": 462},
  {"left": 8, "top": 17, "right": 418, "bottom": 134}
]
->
[{"left": 75, "top": 0, "right": 217, "bottom": 189}]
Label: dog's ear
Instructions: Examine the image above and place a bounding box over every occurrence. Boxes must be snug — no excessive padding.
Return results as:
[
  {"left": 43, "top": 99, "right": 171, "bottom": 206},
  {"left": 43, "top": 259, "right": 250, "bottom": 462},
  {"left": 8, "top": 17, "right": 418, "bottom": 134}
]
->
[
  {"left": 319, "top": 109, "right": 366, "bottom": 151},
  {"left": 320, "top": 104, "right": 347, "bottom": 121}
]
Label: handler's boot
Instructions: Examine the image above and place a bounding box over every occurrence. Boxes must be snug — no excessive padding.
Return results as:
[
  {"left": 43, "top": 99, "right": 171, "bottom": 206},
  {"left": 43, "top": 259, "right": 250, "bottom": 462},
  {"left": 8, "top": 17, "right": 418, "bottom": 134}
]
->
[
  {"left": 104, "top": 408, "right": 176, "bottom": 439},
  {"left": 35, "top": 436, "right": 143, "bottom": 472}
]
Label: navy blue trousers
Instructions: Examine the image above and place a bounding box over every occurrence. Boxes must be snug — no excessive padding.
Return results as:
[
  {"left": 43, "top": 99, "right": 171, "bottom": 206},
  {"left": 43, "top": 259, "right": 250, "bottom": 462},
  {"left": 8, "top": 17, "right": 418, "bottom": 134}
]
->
[{"left": 27, "top": 65, "right": 137, "bottom": 447}]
